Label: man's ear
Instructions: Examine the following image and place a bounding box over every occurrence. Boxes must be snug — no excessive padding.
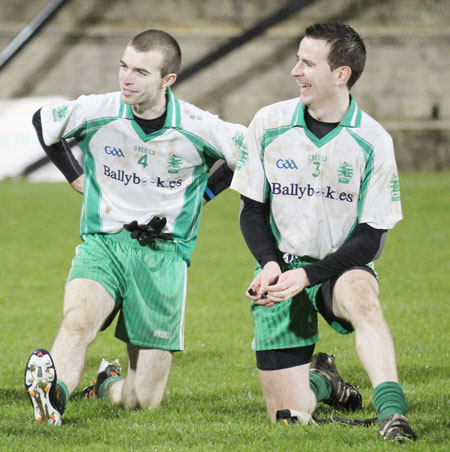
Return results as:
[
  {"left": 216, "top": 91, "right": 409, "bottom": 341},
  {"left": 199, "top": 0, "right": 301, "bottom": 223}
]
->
[
  {"left": 335, "top": 66, "right": 351, "bottom": 86},
  {"left": 161, "top": 73, "right": 177, "bottom": 89}
]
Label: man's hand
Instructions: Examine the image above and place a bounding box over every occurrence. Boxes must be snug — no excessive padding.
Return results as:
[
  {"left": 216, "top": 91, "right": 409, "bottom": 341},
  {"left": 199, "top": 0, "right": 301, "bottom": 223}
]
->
[
  {"left": 265, "top": 267, "right": 310, "bottom": 302},
  {"left": 247, "top": 261, "right": 281, "bottom": 307},
  {"left": 71, "top": 175, "right": 84, "bottom": 194},
  {"left": 123, "top": 217, "right": 169, "bottom": 244}
]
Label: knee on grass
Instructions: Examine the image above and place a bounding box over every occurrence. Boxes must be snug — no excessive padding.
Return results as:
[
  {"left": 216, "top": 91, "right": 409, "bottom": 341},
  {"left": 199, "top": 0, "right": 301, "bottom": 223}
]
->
[{"left": 122, "top": 383, "right": 165, "bottom": 410}]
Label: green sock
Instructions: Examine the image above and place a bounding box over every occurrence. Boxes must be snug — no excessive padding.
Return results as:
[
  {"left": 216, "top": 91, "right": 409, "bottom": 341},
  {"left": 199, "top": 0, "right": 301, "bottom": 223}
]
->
[
  {"left": 373, "top": 381, "right": 406, "bottom": 421},
  {"left": 56, "top": 379, "right": 69, "bottom": 414},
  {"left": 310, "top": 372, "right": 332, "bottom": 402},
  {"left": 98, "top": 376, "right": 122, "bottom": 400}
]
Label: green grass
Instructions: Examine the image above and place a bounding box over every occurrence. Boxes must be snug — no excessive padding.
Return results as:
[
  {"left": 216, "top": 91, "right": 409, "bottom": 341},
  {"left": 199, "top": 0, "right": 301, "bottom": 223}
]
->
[{"left": 0, "top": 172, "right": 449, "bottom": 451}]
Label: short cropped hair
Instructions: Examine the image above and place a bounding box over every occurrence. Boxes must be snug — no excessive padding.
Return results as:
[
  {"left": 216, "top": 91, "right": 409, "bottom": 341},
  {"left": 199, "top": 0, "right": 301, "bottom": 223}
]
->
[
  {"left": 305, "top": 23, "right": 366, "bottom": 89},
  {"left": 130, "top": 29, "right": 182, "bottom": 76}
]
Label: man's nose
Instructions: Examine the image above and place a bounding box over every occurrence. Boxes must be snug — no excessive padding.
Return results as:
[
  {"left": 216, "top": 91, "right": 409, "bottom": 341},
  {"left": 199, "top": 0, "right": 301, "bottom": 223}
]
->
[
  {"left": 291, "top": 62, "right": 302, "bottom": 77},
  {"left": 122, "top": 70, "right": 134, "bottom": 84}
]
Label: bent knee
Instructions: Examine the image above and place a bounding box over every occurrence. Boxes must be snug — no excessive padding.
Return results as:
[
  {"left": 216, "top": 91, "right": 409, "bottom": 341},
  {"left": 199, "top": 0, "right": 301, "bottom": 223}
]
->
[
  {"left": 334, "top": 271, "right": 382, "bottom": 321},
  {"left": 61, "top": 306, "right": 99, "bottom": 340}
]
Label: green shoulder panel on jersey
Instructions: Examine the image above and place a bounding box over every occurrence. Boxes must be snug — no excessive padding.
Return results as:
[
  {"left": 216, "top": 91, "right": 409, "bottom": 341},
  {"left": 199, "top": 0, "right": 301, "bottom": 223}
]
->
[
  {"left": 177, "top": 128, "right": 225, "bottom": 162},
  {"left": 261, "top": 126, "right": 292, "bottom": 155},
  {"left": 63, "top": 117, "right": 118, "bottom": 141},
  {"left": 261, "top": 125, "right": 292, "bottom": 201},
  {"left": 165, "top": 124, "right": 216, "bottom": 262},
  {"left": 339, "top": 98, "right": 365, "bottom": 245},
  {"left": 171, "top": 163, "right": 207, "bottom": 264},
  {"left": 80, "top": 162, "right": 102, "bottom": 235},
  {"left": 73, "top": 117, "right": 119, "bottom": 235},
  {"left": 346, "top": 128, "right": 375, "bottom": 222}
]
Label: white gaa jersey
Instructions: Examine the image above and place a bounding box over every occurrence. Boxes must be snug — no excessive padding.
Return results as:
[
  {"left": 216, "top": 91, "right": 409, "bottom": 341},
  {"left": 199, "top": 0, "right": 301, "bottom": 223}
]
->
[
  {"left": 40, "top": 88, "right": 246, "bottom": 261},
  {"left": 231, "top": 96, "right": 402, "bottom": 260}
]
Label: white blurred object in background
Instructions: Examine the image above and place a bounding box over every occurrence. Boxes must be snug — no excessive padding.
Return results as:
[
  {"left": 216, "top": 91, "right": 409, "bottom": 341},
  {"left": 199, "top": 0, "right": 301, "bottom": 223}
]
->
[{"left": 0, "top": 96, "right": 81, "bottom": 182}]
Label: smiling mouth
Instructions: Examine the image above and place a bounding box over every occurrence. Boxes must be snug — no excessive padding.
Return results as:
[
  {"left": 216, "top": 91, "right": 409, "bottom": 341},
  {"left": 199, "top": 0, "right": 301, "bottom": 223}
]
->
[{"left": 121, "top": 88, "right": 137, "bottom": 95}]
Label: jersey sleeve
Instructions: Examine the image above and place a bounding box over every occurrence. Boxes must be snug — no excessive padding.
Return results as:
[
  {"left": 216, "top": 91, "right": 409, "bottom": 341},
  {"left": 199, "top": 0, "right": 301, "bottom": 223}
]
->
[
  {"left": 230, "top": 109, "right": 268, "bottom": 203},
  {"left": 39, "top": 97, "right": 88, "bottom": 146},
  {"left": 359, "top": 132, "right": 402, "bottom": 229},
  {"left": 207, "top": 116, "right": 247, "bottom": 171},
  {"left": 32, "top": 109, "right": 83, "bottom": 183}
]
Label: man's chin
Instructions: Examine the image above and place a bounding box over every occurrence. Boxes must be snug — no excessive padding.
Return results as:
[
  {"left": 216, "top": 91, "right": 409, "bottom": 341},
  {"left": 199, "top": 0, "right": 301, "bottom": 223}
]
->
[
  {"left": 120, "top": 93, "right": 137, "bottom": 105},
  {"left": 299, "top": 95, "right": 311, "bottom": 106}
]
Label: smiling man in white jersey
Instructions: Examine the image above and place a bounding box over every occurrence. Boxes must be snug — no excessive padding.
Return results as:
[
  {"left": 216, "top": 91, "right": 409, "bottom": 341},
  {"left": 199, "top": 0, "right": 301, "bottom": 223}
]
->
[
  {"left": 24, "top": 29, "right": 246, "bottom": 425},
  {"left": 231, "top": 23, "right": 416, "bottom": 442}
]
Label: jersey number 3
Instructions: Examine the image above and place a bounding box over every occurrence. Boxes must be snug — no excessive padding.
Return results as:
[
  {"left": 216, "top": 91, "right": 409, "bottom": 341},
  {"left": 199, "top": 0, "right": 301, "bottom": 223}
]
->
[{"left": 312, "top": 162, "right": 321, "bottom": 177}]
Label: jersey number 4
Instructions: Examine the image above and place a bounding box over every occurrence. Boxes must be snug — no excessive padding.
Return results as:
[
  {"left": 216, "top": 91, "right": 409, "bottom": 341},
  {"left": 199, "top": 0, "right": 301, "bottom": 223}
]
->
[{"left": 138, "top": 155, "right": 149, "bottom": 168}]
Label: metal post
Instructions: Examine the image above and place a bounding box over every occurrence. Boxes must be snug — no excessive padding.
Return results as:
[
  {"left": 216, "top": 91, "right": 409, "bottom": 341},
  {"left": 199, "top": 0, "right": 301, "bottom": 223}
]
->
[
  {"left": 177, "top": 0, "right": 315, "bottom": 84},
  {"left": 0, "top": 0, "right": 70, "bottom": 71}
]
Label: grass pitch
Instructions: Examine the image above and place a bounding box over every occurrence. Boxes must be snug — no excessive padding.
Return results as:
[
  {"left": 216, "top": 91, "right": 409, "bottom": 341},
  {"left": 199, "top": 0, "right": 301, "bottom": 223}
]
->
[{"left": 0, "top": 172, "right": 448, "bottom": 451}]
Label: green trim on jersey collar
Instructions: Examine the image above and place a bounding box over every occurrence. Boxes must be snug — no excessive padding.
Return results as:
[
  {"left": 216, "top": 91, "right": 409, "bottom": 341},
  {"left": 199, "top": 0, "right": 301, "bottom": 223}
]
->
[
  {"left": 290, "top": 95, "right": 361, "bottom": 128},
  {"left": 131, "top": 121, "right": 168, "bottom": 142},
  {"left": 290, "top": 101, "right": 303, "bottom": 127},
  {"left": 340, "top": 95, "right": 361, "bottom": 127},
  {"left": 117, "top": 87, "right": 182, "bottom": 127},
  {"left": 120, "top": 88, "right": 182, "bottom": 142},
  {"left": 290, "top": 95, "right": 361, "bottom": 147},
  {"left": 120, "top": 102, "right": 134, "bottom": 119},
  {"left": 164, "top": 88, "right": 181, "bottom": 128}
]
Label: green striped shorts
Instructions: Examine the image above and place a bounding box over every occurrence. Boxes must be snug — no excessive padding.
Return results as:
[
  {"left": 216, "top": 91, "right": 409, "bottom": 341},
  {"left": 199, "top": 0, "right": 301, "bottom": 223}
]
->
[
  {"left": 251, "top": 254, "right": 355, "bottom": 351},
  {"left": 67, "top": 231, "right": 187, "bottom": 350}
]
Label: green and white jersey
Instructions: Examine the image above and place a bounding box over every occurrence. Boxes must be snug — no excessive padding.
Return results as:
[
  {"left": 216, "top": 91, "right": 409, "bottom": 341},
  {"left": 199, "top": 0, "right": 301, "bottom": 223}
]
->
[
  {"left": 40, "top": 88, "right": 246, "bottom": 262},
  {"left": 231, "top": 96, "right": 402, "bottom": 260}
]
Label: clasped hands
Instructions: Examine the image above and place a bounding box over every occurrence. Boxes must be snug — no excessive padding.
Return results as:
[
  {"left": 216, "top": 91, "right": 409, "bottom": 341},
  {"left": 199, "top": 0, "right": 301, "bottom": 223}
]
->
[
  {"left": 123, "top": 216, "right": 169, "bottom": 244},
  {"left": 246, "top": 261, "right": 309, "bottom": 307}
]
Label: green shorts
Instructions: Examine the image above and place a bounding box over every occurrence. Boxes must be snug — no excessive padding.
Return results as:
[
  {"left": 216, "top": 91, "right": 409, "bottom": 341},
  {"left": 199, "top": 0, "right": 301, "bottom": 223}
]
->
[
  {"left": 67, "top": 231, "right": 187, "bottom": 350},
  {"left": 252, "top": 255, "right": 369, "bottom": 351}
]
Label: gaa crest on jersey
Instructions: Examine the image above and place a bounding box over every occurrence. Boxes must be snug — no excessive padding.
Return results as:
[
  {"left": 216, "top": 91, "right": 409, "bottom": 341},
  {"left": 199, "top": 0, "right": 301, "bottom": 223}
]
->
[
  {"left": 52, "top": 105, "right": 68, "bottom": 122},
  {"left": 104, "top": 146, "right": 125, "bottom": 158},
  {"left": 167, "top": 155, "right": 183, "bottom": 174},
  {"left": 338, "top": 161, "right": 353, "bottom": 184},
  {"left": 390, "top": 173, "right": 401, "bottom": 201},
  {"left": 276, "top": 159, "right": 298, "bottom": 170}
]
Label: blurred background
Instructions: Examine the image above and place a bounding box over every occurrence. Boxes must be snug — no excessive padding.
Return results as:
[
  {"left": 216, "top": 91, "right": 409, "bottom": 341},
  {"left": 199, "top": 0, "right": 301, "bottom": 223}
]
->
[
  {"left": 0, "top": 6, "right": 448, "bottom": 448},
  {"left": 0, "top": 0, "right": 449, "bottom": 180}
]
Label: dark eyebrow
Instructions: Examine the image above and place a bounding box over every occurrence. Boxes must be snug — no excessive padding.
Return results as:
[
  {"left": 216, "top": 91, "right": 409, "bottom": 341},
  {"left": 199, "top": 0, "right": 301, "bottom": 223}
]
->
[
  {"left": 136, "top": 67, "right": 150, "bottom": 74},
  {"left": 302, "top": 58, "right": 315, "bottom": 66},
  {"left": 119, "top": 59, "right": 150, "bottom": 74}
]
